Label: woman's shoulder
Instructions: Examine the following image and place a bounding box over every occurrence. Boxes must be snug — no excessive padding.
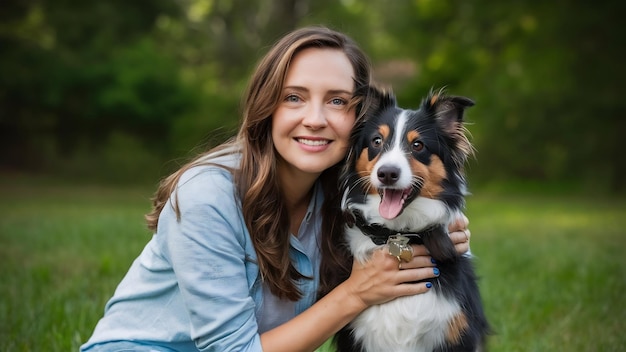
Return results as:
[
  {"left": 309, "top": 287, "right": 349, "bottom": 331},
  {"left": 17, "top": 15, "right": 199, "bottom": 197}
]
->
[
  {"left": 179, "top": 163, "right": 233, "bottom": 188},
  {"left": 180, "top": 149, "right": 240, "bottom": 185},
  {"left": 175, "top": 151, "right": 242, "bottom": 205}
]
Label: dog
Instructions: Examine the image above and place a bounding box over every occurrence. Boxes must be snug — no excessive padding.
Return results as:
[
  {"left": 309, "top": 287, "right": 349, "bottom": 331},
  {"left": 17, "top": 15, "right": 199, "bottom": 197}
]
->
[{"left": 335, "top": 87, "right": 489, "bottom": 352}]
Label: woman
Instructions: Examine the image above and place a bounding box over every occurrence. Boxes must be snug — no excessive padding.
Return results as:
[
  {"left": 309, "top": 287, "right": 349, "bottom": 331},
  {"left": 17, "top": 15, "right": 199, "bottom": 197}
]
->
[{"left": 81, "top": 26, "right": 470, "bottom": 352}]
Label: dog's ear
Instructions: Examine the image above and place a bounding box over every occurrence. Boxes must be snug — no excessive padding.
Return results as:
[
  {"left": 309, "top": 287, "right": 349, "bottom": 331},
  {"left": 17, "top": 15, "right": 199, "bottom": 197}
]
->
[
  {"left": 345, "top": 84, "right": 396, "bottom": 163},
  {"left": 362, "top": 84, "right": 396, "bottom": 116},
  {"left": 423, "top": 90, "right": 474, "bottom": 133},
  {"left": 423, "top": 89, "right": 475, "bottom": 162}
]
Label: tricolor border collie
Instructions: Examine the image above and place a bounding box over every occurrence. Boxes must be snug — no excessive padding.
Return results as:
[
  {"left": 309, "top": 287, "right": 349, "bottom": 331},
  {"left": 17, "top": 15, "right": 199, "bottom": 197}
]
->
[{"left": 336, "top": 87, "right": 489, "bottom": 352}]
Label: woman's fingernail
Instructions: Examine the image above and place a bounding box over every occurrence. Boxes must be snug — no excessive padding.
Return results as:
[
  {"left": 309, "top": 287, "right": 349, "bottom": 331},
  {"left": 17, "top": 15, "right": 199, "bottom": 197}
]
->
[
  {"left": 426, "top": 282, "right": 432, "bottom": 289},
  {"left": 433, "top": 268, "right": 440, "bottom": 276},
  {"left": 430, "top": 258, "right": 437, "bottom": 264}
]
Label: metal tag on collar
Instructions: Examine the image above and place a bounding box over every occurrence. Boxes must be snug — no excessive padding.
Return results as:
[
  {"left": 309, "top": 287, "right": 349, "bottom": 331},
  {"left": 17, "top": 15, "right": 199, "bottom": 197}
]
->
[{"left": 387, "top": 234, "right": 413, "bottom": 262}]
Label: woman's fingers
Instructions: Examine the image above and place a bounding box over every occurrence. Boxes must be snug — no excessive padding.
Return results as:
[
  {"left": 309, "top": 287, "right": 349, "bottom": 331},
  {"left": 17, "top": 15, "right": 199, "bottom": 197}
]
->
[
  {"left": 397, "top": 254, "right": 436, "bottom": 270},
  {"left": 374, "top": 214, "right": 473, "bottom": 299},
  {"left": 350, "top": 247, "right": 439, "bottom": 303},
  {"left": 448, "top": 214, "right": 469, "bottom": 233},
  {"left": 392, "top": 266, "right": 438, "bottom": 297},
  {"left": 396, "top": 265, "right": 439, "bottom": 282},
  {"left": 393, "top": 281, "right": 433, "bottom": 296},
  {"left": 409, "top": 243, "right": 430, "bottom": 257},
  {"left": 447, "top": 214, "right": 471, "bottom": 255},
  {"left": 449, "top": 229, "right": 470, "bottom": 254},
  {"left": 449, "top": 228, "right": 470, "bottom": 244}
]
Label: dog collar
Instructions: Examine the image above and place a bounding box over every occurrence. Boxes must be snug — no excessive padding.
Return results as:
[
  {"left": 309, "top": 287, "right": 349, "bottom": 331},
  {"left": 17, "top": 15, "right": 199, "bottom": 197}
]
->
[{"left": 347, "top": 209, "right": 436, "bottom": 245}]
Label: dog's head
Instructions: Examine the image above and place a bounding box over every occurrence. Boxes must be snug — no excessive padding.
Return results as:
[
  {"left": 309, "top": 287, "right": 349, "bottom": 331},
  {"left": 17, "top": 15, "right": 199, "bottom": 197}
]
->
[{"left": 342, "top": 87, "right": 474, "bottom": 226}]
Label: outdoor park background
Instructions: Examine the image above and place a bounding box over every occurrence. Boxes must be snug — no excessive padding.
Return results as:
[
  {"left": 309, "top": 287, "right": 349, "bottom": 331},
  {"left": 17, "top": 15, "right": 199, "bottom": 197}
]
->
[{"left": 1, "top": 0, "right": 624, "bottom": 350}]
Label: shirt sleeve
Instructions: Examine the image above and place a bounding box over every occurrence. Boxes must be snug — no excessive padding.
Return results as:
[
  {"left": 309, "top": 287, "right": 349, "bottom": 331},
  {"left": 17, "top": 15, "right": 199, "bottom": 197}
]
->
[{"left": 159, "top": 168, "right": 263, "bottom": 352}]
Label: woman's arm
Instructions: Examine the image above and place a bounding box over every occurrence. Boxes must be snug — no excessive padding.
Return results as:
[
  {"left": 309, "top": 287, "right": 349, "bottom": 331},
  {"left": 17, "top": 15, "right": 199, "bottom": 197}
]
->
[
  {"left": 260, "top": 247, "right": 436, "bottom": 352},
  {"left": 164, "top": 169, "right": 265, "bottom": 351},
  {"left": 259, "top": 215, "right": 472, "bottom": 352},
  {"left": 168, "top": 169, "right": 419, "bottom": 352}
]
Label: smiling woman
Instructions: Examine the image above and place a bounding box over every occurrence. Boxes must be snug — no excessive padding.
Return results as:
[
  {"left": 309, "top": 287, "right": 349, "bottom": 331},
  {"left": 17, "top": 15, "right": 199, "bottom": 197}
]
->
[
  {"left": 79, "top": 26, "right": 469, "bottom": 352},
  {"left": 272, "top": 47, "right": 356, "bottom": 181},
  {"left": 272, "top": 47, "right": 358, "bottom": 246}
]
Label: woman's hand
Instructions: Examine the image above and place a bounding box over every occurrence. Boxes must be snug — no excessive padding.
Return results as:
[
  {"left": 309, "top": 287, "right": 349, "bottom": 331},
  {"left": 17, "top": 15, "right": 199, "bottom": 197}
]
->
[
  {"left": 448, "top": 214, "right": 471, "bottom": 255},
  {"left": 343, "top": 246, "right": 438, "bottom": 309},
  {"left": 341, "top": 214, "right": 470, "bottom": 310},
  {"left": 400, "top": 214, "right": 470, "bottom": 270}
]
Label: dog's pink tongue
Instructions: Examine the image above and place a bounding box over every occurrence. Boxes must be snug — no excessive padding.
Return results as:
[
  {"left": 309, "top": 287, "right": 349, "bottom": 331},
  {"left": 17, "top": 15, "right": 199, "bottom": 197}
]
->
[{"left": 379, "top": 189, "right": 404, "bottom": 219}]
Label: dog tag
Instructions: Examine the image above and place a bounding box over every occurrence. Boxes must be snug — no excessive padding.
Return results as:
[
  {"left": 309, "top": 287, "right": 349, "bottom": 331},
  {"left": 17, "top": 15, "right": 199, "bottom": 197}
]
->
[{"left": 387, "top": 234, "right": 413, "bottom": 262}]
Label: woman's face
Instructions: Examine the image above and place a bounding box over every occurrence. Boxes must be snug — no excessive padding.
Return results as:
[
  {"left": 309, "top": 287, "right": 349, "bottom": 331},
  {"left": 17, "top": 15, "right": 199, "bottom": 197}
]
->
[{"left": 272, "top": 47, "right": 356, "bottom": 180}]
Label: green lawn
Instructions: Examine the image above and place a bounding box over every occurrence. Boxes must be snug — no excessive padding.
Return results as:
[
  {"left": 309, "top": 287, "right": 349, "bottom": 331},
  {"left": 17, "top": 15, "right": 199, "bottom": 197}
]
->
[{"left": 1, "top": 176, "right": 624, "bottom": 351}]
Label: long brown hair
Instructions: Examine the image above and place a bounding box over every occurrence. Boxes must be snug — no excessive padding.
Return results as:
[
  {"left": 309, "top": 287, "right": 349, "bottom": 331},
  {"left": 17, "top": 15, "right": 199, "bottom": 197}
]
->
[{"left": 145, "top": 26, "right": 372, "bottom": 301}]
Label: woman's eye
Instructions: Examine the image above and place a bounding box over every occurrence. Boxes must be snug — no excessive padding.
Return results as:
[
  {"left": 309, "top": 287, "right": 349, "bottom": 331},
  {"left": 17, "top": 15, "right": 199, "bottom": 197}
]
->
[
  {"left": 330, "top": 98, "right": 347, "bottom": 105},
  {"left": 285, "top": 94, "right": 301, "bottom": 103}
]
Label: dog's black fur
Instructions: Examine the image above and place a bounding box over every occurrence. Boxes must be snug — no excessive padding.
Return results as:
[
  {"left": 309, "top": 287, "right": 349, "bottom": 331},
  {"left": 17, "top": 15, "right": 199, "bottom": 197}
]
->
[{"left": 335, "top": 87, "right": 489, "bottom": 352}]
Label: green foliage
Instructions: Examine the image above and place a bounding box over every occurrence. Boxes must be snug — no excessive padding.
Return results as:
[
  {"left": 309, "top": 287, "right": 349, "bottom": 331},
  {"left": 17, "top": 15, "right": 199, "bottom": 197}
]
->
[
  {"left": 1, "top": 0, "right": 624, "bottom": 190},
  {"left": 1, "top": 178, "right": 624, "bottom": 351},
  {"left": 52, "top": 131, "right": 165, "bottom": 184},
  {"left": 97, "top": 39, "right": 189, "bottom": 124},
  {"left": 0, "top": 0, "right": 192, "bottom": 173},
  {"left": 169, "top": 93, "right": 240, "bottom": 156},
  {"left": 378, "top": 1, "right": 626, "bottom": 191}
]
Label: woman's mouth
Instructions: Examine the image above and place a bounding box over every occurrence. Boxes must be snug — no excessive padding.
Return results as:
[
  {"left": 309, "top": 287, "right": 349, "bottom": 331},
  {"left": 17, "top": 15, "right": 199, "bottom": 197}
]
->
[{"left": 296, "top": 138, "right": 331, "bottom": 146}]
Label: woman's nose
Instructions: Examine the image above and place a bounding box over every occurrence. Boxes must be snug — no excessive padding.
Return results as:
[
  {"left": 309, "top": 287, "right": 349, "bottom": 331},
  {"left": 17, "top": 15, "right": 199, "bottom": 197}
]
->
[{"left": 302, "top": 104, "right": 328, "bottom": 130}]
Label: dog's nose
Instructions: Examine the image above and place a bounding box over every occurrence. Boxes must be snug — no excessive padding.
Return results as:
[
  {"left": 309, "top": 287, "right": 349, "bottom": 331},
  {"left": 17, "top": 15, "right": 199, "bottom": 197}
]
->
[{"left": 377, "top": 166, "right": 401, "bottom": 185}]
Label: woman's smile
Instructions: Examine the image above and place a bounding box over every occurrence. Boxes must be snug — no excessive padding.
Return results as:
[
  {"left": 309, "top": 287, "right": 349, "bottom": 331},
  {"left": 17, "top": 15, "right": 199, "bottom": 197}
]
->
[{"left": 272, "top": 47, "right": 356, "bottom": 178}]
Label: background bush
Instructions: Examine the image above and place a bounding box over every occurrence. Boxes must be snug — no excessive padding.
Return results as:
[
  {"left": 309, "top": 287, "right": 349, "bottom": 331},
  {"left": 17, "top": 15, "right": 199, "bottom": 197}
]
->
[{"left": 1, "top": 0, "right": 624, "bottom": 191}]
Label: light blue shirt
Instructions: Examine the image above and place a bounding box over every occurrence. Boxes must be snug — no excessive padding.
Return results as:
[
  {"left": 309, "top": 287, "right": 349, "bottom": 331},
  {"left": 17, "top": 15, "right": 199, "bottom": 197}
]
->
[{"left": 81, "top": 153, "right": 323, "bottom": 352}]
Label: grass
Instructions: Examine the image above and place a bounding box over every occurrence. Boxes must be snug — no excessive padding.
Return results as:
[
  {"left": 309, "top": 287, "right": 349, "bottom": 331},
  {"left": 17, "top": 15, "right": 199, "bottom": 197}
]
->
[
  {"left": 1, "top": 175, "right": 624, "bottom": 351},
  {"left": 466, "top": 195, "right": 625, "bottom": 351}
]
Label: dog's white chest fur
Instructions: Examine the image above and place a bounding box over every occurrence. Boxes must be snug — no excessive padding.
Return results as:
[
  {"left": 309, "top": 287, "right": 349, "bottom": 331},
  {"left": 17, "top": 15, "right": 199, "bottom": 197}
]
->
[
  {"left": 351, "top": 290, "right": 461, "bottom": 352},
  {"left": 345, "top": 218, "right": 461, "bottom": 352}
]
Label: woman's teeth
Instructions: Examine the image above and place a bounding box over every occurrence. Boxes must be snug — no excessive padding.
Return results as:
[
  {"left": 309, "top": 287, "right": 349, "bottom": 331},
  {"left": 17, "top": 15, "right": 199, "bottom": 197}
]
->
[{"left": 297, "top": 138, "right": 329, "bottom": 146}]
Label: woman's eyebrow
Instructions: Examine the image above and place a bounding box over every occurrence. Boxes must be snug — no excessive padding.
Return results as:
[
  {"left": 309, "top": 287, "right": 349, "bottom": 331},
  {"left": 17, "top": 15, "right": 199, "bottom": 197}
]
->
[
  {"left": 283, "top": 86, "right": 353, "bottom": 95},
  {"left": 328, "top": 89, "right": 354, "bottom": 96},
  {"left": 282, "top": 85, "right": 307, "bottom": 92}
]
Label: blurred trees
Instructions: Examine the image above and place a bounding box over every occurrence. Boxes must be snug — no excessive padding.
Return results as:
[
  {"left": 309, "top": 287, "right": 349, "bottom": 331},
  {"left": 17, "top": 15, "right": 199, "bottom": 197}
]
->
[
  {"left": 373, "top": 1, "right": 625, "bottom": 191},
  {"left": 1, "top": 0, "right": 624, "bottom": 191},
  {"left": 0, "top": 0, "right": 193, "bottom": 180}
]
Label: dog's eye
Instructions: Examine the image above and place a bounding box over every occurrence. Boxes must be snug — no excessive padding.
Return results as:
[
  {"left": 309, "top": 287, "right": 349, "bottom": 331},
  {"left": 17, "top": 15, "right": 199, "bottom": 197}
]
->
[
  {"left": 412, "top": 141, "right": 424, "bottom": 152},
  {"left": 371, "top": 136, "right": 382, "bottom": 148}
]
